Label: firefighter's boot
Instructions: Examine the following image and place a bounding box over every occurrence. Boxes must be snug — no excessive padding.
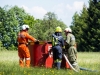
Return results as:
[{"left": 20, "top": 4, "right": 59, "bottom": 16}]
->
[
  {"left": 57, "top": 62, "right": 61, "bottom": 70},
  {"left": 72, "top": 62, "right": 80, "bottom": 71},
  {"left": 19, "top": 59, "right": 24, "bottom": 67}
]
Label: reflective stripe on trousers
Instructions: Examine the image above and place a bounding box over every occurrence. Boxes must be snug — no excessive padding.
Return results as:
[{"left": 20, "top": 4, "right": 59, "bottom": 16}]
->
[
  {"left": 25, "top": 58, "right": 30, "bottom": 67},
  {"left": 25, "top": 58, "right": 30, "bottom": 60},
  {"left": 54, "top": 59, "right": 62, "bottom": 63}
]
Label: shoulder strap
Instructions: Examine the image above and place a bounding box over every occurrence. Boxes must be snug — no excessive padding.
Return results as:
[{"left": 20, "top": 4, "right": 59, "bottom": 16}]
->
[{"left": 52, "top": 34, "right": 62, "bottom": 46}]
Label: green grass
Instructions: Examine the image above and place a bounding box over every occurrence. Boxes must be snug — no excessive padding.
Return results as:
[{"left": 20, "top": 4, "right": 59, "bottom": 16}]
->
[{"left": 0, "top": 51, "right": 100, "bottom": 75}]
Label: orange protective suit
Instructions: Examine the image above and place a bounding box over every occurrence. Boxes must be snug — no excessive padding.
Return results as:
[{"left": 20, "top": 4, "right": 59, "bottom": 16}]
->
[{"left": 17, "top": 30, "right": 36, "bottom": 67}]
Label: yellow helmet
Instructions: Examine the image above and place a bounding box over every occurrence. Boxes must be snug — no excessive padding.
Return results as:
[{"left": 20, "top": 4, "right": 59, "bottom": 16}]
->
[{"left": 55, "top": 26, "right": 62, "bottom": 32}]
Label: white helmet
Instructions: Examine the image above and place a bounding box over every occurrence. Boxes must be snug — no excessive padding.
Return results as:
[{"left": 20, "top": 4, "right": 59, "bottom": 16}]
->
[
  {"left": 25, "top": 25, "right": 29, "bottom": 29},
  {"left": 64, "top": 27, "right": 72, "bottom": 33},
  {"left": 21, "top": 24, "right": 29, "bottom": 30}
]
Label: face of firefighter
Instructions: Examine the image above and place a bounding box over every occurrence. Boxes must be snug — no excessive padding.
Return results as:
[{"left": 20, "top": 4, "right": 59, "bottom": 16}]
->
[
  {"left": 64, "top": 31, "right": 68, "bottom": 36},
  {"left": 25, "top": 28, "right": 29, "bottom": 32}
]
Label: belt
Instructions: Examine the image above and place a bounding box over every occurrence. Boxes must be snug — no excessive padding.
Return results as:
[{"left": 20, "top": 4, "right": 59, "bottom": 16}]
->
[{"left": 18, "top": 43, "right": 28, "bottom": 46}]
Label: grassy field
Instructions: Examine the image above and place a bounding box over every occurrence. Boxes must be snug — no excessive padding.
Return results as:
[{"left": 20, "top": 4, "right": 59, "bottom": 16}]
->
[{"left": 0, "top": 51, "right": 100, "bottom": 75}]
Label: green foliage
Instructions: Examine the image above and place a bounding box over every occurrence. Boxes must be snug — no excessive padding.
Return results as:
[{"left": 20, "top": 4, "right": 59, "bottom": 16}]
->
[
  {"left": 71, "top": 0, "right": 100, "bottom": 52},
  {"left": 29, "top": 12, "right": 67, "bottom": 41},
  {"left": 24, "top": 14, "right": 36, "bottom": 27},
  {"left": 1, "top": 0, "right": 100, "bottom": 52},
  {"left": 71, "top": 5, "right": 89, "bottom": 52},
  {"left": 0, "top": 41, "right": 7, "bottom": 51},
  {"left": 0, "top": 5, "right": 35, "bottom": 50},
  {"left": 0, "top": 5, "right": 67, "bottom": 50}
]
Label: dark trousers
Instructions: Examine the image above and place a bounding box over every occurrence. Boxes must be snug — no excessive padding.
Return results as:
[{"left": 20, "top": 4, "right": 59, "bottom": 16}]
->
[{"left": 52, "top": 45, "right": 62, "bottom": 69}]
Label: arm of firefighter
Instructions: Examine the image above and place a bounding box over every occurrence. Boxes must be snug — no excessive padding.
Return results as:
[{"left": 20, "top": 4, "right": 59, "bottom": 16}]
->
[
  {"left": 65, "top": 35, "right": 70, "bottom": 45},
  {"left": 61, "top": 42, "right": 67, "bottom": 54},
  {"left": 26, "top": 33, "right": 37, "bottom": 42},
  {"left": 62, "top": 37, "right": 65, "bottom": 48},
  {"left": 52, "top": 34, "right": 57, "bottom": 38},
  {"left": 62, "top": 48, "right": 68, "bottom": 55}
]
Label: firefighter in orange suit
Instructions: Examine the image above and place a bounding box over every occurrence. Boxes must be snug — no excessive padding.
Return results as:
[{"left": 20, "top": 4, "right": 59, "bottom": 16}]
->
[{"left": 17, "top": 24, "right": 38, "bottom": 67}]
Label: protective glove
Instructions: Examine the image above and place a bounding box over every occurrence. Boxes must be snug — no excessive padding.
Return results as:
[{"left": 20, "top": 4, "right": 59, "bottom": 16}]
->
[
  {"left": 62, "top": 49, "right": 67, "bottom": 54},
  {"left": 35, "top": 40, "right": 39, "bottom": 44}
]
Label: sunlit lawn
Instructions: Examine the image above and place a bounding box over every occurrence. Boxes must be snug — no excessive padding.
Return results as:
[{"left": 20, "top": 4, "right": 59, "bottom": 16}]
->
[{"left": 0, "top": 51, "right": 100, "bottom": 75}]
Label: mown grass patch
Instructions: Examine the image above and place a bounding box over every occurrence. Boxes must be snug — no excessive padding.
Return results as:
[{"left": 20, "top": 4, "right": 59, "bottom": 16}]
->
[{"left": 0, "top": 51, "right": 100, "bottom": 75}]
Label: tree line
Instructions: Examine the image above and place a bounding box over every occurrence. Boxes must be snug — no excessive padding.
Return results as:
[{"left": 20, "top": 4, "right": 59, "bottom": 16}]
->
[
  {"left": 0, "top": 5, "right": 67, "bottom": 50},
  {"left": 71, "top": 0, "right": 100, "bottom": 52},
  {"left": 0, "top": 0, "right": 100, "bottom": 52}
]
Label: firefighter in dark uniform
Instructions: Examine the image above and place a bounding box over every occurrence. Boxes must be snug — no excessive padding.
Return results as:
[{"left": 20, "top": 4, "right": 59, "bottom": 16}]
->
[{"left": 52, "top": 26, "right": 65, "bottom": 69}]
